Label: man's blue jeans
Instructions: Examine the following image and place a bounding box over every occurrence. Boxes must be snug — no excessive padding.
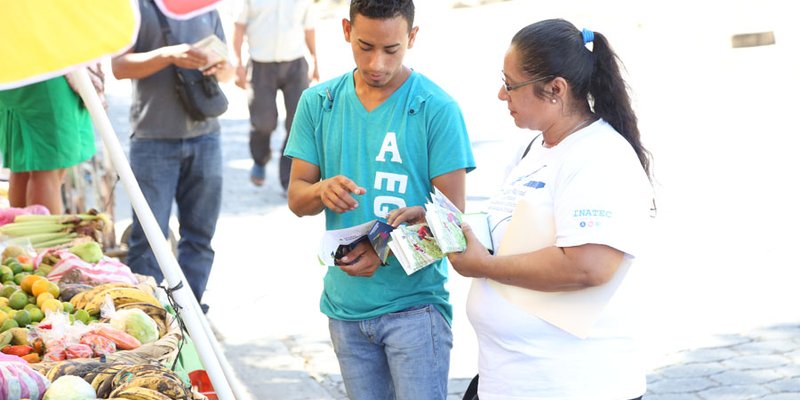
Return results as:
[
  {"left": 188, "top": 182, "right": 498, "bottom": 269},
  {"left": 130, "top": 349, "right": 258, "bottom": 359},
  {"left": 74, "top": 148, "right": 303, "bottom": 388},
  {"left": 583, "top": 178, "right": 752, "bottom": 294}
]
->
[
  {"left": 329, "top": 304, "right": 453, "bottom": 400},
  {"left": 126, "top": 132, "right": 222, "bottom": 302}
]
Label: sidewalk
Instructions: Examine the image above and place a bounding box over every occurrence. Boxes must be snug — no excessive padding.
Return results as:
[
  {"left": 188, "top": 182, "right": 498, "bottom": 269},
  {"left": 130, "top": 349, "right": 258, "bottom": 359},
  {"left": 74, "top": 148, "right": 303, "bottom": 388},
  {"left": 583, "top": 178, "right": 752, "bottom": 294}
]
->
[
  {"left": 101, "top": 1, "right": 799, "bottom": 398},
  {"left": 645, "top": 324, "right": 800, "bottom": 399}
]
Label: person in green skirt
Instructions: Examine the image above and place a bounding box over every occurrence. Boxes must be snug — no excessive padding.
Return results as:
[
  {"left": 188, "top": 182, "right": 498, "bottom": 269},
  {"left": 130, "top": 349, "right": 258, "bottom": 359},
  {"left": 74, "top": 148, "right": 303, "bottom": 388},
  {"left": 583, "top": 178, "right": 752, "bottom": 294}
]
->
[{"left": 0, "top": 75, "right": 96, "bottom": 214}]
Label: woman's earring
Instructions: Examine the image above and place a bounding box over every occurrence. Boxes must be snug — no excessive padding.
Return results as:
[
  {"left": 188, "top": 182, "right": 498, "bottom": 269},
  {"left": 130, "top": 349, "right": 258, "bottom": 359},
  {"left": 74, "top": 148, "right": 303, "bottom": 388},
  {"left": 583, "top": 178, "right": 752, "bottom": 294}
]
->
[{"left": 551, "top": 98, "right": 557, "bottom": 103}]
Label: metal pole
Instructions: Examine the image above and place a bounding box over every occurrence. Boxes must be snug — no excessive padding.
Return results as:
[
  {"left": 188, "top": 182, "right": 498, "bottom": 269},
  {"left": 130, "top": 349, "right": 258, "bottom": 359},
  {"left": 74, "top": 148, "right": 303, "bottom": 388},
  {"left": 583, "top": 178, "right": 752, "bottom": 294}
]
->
[{"left": 69, "top": 68, "right": 239, "bottom": 400}]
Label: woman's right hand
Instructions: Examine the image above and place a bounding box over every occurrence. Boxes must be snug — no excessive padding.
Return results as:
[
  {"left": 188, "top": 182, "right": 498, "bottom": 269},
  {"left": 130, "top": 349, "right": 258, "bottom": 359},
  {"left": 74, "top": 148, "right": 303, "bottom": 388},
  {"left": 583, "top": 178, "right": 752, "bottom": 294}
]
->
[{"left": 448, "top": 222, "right": 492, "bottom": 278}]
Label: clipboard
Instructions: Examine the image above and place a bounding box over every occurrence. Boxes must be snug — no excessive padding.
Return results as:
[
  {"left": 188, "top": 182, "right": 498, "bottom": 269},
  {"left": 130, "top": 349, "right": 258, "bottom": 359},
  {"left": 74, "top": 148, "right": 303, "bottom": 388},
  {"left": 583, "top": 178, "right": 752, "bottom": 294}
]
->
[{"left": 487, "top": 194, "right": 631, "bottom": 338}]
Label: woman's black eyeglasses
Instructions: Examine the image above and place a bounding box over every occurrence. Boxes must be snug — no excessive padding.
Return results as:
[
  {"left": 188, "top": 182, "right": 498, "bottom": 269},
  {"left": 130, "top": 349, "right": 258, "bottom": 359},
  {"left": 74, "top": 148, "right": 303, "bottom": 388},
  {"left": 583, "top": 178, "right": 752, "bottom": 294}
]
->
[{"left": 501, "top": 73, "right": 554, "bottom": 92}]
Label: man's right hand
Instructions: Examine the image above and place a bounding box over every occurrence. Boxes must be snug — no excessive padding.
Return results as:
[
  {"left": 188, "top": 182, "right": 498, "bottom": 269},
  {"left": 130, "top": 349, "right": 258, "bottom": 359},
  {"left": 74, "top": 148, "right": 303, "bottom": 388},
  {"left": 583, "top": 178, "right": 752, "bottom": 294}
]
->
[
  {"left": 164, "top": 44, "right": 209, "bottom": 70},
  {"left": 319, "top": 176, "right": 366, "bottom": 213},
  {"left": 235, "top": 64, "right": 247, "bottom": 89},
  {"left": 336, "top": 240, "right": 382, "bottom": 277}
]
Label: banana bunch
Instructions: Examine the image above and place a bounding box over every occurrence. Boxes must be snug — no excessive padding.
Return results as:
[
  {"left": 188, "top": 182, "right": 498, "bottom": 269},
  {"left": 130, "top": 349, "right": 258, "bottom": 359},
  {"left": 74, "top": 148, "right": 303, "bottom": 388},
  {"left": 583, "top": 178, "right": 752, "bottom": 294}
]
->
[
  {"left": 0, "top": 209, "right": 111, "bottom": 250},
  {"left": 27, "top": 358, "right": 112, "bottom": 383},
  {"left": 32, "top": 360, "right": 191, "bottom": 400},
  {"left": 104, "top": 329, "right": 182, "bottom": 367},
  {"left": 99, "top": 363, "right": 190, "bottom": 400},
  {"left": 70, "top": 282, "right": 135, "bottom": 309},
  {"left": 70, "top": 282, "right": 163, "bottom": 317},
  {"left": 106, "top": 388, "right": 175, "bottom": 400},
  {"left": 87, "top": 363, "right": 129, "bottom": 394}
]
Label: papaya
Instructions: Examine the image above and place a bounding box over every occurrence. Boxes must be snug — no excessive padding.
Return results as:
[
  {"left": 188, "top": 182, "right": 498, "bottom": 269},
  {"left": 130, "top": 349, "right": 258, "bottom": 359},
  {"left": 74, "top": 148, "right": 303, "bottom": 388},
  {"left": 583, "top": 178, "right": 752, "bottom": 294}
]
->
[{"left": 1, "top": 344, "right": 33, "bottom": 356}]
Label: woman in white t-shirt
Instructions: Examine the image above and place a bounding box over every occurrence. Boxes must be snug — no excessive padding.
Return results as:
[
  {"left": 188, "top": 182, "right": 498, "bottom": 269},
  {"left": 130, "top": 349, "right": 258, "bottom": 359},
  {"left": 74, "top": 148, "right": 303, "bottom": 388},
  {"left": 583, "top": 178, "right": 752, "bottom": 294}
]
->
[{"left": 449, "top": 19, "right": 654, "bottom": 400}]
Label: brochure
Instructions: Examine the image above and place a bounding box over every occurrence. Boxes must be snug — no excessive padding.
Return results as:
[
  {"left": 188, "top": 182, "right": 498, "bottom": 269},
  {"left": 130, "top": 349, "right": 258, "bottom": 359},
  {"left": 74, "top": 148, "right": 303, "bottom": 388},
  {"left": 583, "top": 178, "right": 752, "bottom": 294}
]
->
[
  {"left": 424, "top": 188, "right": 467, "bottom": 253},
  {"left": 192, "top": 34, "right": 229, "bottom": 71},
  {"left": 390, "top": 189, "right": 493, "bottom": 275},
  {"left": 318, "top": 189, "right": 493, "bottom": 275},
  {"left": 318, "top": 220, "right": 394, "bottom": 267},
  {"left": 388, "top": 223, "right": 445, "bottom": 275}
]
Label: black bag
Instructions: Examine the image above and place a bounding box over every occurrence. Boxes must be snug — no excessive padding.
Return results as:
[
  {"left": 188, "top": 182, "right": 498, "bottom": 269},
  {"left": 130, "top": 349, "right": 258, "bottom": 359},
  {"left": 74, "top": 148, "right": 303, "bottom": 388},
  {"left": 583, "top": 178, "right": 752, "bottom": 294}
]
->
[
  {"left": 462, "top": 374, "right": 479, "bottom": 400},
  {"left": 174, "top": 67, "right": 228, "bottom": 120},
  {"left": 152, "top": 1, "right": 228, "bottom": 121}
]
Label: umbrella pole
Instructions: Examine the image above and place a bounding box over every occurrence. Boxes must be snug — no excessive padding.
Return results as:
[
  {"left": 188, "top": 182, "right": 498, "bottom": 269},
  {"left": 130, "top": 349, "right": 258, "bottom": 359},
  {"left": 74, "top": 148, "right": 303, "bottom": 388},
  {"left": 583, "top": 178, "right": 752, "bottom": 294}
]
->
[{"left": 69, "top": 68, "right": 240, "bottom": 400}]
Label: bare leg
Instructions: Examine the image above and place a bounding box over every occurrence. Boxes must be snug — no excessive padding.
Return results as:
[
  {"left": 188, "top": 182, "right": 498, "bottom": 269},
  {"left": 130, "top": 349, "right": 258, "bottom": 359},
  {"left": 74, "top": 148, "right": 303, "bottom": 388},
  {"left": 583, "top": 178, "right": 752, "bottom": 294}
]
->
[
  {"left": 8, "top": 172, "right": 30, "bottom": 208},
  {"left": 26, "top": 169, "right": 66, "bottom": 214}
]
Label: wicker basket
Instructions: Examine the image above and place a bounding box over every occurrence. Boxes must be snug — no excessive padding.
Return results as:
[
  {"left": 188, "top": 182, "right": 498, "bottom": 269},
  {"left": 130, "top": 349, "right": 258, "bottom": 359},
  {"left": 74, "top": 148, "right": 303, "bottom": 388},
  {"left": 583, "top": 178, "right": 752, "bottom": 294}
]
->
[
  {"left": 103, "top": 312, "right": 183, "bottom": 367},
  {"left": 31, "top": 275, "right": 184, "bottom": 374}
]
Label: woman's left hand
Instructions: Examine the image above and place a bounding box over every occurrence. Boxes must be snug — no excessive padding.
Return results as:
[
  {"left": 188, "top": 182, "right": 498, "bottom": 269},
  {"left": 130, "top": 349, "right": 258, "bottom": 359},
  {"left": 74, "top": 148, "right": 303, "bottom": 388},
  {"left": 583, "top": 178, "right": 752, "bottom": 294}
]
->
[{"left": 448, "top": 222, "right": 492, "bottom": 278}]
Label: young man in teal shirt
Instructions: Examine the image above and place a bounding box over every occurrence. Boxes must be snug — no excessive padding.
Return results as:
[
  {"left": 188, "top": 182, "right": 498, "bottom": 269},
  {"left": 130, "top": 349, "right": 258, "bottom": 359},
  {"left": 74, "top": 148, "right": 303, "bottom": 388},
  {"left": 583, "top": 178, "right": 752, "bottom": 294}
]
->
[{"left": 284, "top": 1, "right": 474, "bottom": 398}]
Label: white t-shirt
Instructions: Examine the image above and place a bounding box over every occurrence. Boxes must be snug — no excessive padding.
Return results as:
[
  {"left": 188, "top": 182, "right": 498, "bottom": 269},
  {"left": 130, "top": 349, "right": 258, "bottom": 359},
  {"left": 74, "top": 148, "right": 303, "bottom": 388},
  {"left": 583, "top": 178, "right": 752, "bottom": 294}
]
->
[
  {"left": 234, "top": 0, "right": 316, "bottom": 62},
  {"left": 467, "top": 120, "right": 652, "bottom": 400}
]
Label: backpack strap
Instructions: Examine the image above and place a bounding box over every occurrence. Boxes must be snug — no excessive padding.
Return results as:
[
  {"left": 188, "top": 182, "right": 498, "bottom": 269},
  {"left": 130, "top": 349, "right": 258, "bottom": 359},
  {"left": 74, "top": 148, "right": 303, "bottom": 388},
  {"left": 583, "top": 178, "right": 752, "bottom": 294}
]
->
[
  {"left": 521, "top": 133, "right": 542, "bottom": 160},
  {"left": 150, "top": 0, "right": 176, "bottom": 46}
]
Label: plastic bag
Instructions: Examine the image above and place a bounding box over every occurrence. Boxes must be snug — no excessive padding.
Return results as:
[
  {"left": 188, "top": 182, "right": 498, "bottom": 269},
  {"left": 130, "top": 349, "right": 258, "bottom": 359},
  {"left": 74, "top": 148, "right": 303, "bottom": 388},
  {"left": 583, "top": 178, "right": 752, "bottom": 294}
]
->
[
  {"left": 34, "top": 249, "right": 138, "bottom": 284},
  {"left": 0, "top": 205, "right": 50, "bottom": 227},
  {"left": 64, "top": 343, "right": 93, "bottom": 359},
  {"left": 101, "top": 296, "right": 159, "bottom": 344},
  {"left": 78, "top": 333, "right": 116, "bottom": 357},
  {"left": 0, "top": 353, "right": 50, "bottom": 400},
  {"left": 29, "top": 311, "right": 93, "bottom": 361}
]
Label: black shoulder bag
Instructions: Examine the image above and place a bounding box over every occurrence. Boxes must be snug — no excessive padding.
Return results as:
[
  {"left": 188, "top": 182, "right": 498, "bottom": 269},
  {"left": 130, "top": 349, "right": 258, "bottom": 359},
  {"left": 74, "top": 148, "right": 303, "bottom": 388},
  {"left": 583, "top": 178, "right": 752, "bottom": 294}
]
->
[{"left": 151, "top": 3, "right": 228, "bottom": 121}]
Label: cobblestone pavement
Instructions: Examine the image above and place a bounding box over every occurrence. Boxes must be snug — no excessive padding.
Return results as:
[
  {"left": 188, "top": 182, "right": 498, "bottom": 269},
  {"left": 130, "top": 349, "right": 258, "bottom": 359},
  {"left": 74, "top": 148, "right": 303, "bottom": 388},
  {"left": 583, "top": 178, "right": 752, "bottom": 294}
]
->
[
  {"left": 645, "top": 324, "right": 800, "bottom": 400},
  {"left": 99, "top": 1, "right": 800, "bottom": 399}
]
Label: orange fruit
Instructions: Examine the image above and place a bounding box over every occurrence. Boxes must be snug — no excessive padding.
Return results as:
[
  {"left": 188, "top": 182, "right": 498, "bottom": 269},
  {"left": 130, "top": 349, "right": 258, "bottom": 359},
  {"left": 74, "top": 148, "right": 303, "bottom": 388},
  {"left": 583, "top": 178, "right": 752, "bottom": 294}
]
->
[
  {"left": 40, "top": 298, "right": 64, "bottom": 314},
  {"left": 20, "top": 274, "right": 46, "bottom": 294},
  {"left": 36, "top": 292, "right": 55, "bottom": 308},
  {"left": 8, "top": 291, "right": 29, "bottom": 310},
  {"left": 31, "top": 279, "right": 59, "bottom": 299}
]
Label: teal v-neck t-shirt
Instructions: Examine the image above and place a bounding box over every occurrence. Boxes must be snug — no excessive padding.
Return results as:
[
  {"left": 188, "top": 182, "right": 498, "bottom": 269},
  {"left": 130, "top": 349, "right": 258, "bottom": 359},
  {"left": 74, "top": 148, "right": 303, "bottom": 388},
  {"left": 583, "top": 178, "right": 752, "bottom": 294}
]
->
[{"left": 285, "top": 70, "right": 475, "bottom": 324}]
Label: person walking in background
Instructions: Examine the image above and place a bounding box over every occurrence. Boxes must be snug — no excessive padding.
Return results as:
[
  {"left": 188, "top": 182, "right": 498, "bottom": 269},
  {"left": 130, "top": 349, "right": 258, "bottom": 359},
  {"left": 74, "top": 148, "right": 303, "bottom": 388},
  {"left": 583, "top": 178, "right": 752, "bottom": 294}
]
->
[
  {"left": 284, "top": 0, "right": 474, "bottom": 398},
  {"left": 449, "top": 19, "right": 654, "bottom": 400},
  {"left": 0, "top": 75, "right": 96, "bottom": 214},
  {"left": 233, "top": 0, "right": 319, "bottom": 192},
  {"left": 111, "top": 0, "right": 233, "bottom": 312}
]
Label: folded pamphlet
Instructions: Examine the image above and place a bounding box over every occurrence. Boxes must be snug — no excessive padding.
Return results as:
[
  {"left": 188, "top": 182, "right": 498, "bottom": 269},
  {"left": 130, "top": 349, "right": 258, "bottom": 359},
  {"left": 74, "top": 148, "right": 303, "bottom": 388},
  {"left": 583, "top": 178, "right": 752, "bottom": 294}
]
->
[
  {"left": 318, "top": 220, "right": 394, "bottom": 267},
  {"left": 318, "top": 188, "right": 493, "bottom": 275},
  {"left": 192, "top": 34, "right": 229, "bottom": 71},
  {"left": 390, "top": 188, "right": 493, "bottom": 275}
]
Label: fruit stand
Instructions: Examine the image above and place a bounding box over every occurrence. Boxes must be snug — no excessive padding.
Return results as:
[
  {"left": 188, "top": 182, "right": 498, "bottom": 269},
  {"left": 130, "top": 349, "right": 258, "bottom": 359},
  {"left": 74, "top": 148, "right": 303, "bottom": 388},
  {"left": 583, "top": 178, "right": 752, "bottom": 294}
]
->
[
  {"left": 2, "top": 2, "right": 241, "bottom": 397},
  {"left": 0, "top": 209, "right": 216, "bottom": 399}
]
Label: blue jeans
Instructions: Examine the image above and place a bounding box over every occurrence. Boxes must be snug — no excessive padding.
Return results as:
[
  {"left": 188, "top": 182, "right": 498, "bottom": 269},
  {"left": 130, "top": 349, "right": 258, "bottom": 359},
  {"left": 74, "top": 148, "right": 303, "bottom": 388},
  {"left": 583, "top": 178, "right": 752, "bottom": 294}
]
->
[
  {"left": 329, "top": 304, "right": 453, "bottom": 400},
  {"left": 126, "top": 132, "right": 222, "bottom": 302}
]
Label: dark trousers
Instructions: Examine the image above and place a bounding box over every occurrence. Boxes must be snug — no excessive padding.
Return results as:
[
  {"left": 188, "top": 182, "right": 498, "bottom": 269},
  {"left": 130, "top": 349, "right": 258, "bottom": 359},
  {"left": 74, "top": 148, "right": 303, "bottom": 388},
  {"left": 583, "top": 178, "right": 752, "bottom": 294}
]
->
[{"left": 247, "top": 57, "right": 309, "bottom": 190}]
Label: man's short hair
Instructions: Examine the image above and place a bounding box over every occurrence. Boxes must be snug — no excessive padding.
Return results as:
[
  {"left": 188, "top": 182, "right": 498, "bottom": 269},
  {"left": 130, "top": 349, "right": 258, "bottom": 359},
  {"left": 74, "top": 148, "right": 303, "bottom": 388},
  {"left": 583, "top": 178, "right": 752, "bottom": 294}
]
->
[{"left": 349, "top": 0, "right": 415, "bottom": 32}]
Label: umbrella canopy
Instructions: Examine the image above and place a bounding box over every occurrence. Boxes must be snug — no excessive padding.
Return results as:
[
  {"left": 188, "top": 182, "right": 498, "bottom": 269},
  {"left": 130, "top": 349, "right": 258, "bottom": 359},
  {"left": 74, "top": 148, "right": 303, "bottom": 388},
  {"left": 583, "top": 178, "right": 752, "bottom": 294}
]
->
[
  {"left": 155, "top": 0, "right": 223, "bottom": 20},
  {"left": 0, "top": 0, "right": 138, "bottom": 90},
  {"left": 0, "top": 0, "right": 223, "bottom": 90}
]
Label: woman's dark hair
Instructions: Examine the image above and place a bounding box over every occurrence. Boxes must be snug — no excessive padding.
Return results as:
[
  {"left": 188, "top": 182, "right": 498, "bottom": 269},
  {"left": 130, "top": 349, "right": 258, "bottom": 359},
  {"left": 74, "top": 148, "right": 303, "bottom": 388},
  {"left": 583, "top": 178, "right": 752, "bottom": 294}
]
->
[
  {"left": 349, "top": 0, "right": 415, "bottom": 32},
  {"left": 512, "top": 18, "right": 652, "bottom": 178}
]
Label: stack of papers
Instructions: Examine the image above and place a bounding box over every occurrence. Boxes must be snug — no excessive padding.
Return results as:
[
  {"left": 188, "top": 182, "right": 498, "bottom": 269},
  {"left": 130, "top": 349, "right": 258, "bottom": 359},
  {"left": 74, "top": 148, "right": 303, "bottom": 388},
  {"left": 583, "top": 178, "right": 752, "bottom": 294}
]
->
[{"left": 192, "top": 34, "right": 229, "bottom": 70}]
